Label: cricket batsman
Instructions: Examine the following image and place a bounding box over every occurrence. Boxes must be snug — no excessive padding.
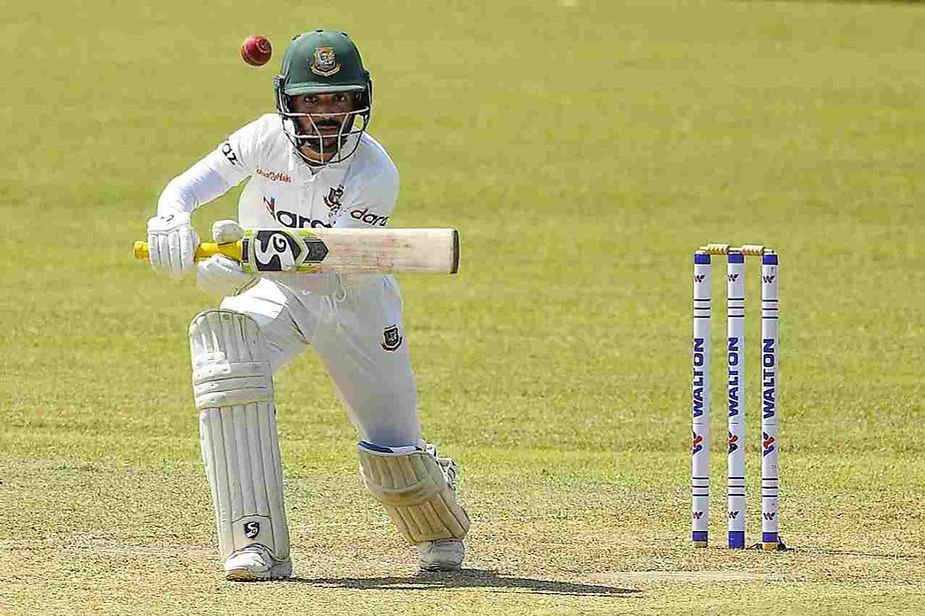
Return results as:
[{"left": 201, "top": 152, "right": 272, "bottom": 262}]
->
[{"left": 144, "top": 30, "right": 469, "bottom": 580}]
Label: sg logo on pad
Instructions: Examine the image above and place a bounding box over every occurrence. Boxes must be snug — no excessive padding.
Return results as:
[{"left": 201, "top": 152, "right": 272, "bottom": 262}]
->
[{"left": 243, "top": 521, "right": 260, "bottom": 539}]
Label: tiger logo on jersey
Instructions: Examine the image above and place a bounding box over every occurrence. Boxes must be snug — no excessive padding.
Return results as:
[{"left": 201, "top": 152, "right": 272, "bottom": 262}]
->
[
  {"left": 324, "top": 185, "right": 345, "bottom": 224},
  {"left": 324, "top": 185, "right": 344, "bottom": 209}
]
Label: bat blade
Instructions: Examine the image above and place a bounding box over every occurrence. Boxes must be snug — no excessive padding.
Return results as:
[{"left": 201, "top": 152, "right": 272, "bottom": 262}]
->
[{"left": 288, "top": 228, "right": 459, "bottom": 274}]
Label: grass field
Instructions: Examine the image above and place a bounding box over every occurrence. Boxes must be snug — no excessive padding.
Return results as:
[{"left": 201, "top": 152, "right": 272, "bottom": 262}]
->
[{"left": 2, "top": 1, "right": 924, "bottom": 614}]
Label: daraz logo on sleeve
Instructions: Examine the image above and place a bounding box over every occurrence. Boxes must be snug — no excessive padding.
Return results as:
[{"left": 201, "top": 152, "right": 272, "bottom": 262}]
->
[
  {"left": 349, "top": 207, "right": 389, "bottom": 226},
  {"left": 221, "top": 141, "right": 238, "bottom": 165}
]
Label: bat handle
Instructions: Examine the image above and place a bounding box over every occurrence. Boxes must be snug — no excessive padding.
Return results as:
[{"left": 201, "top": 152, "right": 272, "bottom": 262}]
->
[
  {"left": 132, "top": 241, "right": 242, "bottom": 261},
  {"left": 132, "top": 241, "right": 149, "bottom": 260}
]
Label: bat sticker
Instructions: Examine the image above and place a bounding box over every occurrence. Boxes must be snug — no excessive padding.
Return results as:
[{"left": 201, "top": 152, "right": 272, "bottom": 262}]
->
[{"left": 242, "top": 229, "right": 329, "bottom": 273}]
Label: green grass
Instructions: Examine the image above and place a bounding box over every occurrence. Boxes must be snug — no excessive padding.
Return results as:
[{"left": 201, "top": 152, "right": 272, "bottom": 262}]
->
[{"left": 2, "top": 0, "right": 924, "bottom": 614}]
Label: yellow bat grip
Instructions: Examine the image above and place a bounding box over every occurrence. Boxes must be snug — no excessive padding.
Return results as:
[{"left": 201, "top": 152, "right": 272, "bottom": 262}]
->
[{"left": 132, "top": 241, "right": 242, "bottom": 262}]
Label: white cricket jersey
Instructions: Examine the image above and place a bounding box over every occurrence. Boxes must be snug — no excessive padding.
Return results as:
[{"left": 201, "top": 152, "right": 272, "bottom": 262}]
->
[
  {"left": 161, "top": 113, "right": 400, "bottom": 293},
  {"left": 157, "top": 114, "right": 422, "bottom": 449}
]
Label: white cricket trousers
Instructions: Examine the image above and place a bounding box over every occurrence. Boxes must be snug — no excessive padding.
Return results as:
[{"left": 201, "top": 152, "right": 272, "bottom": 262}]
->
[{"left": 219, "top": 274, "right": 421, "bottom": 447}]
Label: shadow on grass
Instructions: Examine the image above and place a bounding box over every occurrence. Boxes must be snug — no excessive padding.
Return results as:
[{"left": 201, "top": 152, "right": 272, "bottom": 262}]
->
[{"left": 291, "top": 568, "right": 640, "bottom": 596}]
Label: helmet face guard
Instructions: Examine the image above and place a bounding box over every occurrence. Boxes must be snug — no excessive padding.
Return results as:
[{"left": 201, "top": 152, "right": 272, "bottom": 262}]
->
[
  {"left": 275, "top": 81, "right": 371, "bottom": 165},
  {"left": 274, "top": 31, "right": 373, "bottom": 166}
]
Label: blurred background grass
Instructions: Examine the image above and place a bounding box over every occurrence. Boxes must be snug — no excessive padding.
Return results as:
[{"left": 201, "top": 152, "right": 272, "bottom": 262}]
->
[{"left": 1, "top": 1, "right": 923, "bottom": 613}]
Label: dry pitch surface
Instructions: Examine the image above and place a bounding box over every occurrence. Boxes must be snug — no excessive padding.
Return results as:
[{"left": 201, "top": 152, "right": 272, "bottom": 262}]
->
[{"left": 1, "top": 0, "right": 923, "bottom": 614}]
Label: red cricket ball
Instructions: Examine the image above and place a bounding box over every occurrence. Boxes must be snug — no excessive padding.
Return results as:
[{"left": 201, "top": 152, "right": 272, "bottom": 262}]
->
[{"left": 241, "top": 35, "right": 272, "bottom": 66}]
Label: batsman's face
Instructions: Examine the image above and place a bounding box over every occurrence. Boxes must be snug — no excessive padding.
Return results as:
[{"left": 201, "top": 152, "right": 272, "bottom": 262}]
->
[{"left": 291, "top": 92, "right": 359, "bottom": 161}]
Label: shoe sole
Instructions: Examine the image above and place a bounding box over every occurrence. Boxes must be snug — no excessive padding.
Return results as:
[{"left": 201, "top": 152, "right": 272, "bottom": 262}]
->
[
  {"left": 225, "top": 563, "right": 293, "bottom": 582},
  {"left": 418, "top": 562, "right": 463, "bottom": 572}
]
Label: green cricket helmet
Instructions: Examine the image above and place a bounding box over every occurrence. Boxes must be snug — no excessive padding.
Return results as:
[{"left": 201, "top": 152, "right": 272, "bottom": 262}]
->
[{"left": 274, "top": 30, "right": 372, "bottom": 165}]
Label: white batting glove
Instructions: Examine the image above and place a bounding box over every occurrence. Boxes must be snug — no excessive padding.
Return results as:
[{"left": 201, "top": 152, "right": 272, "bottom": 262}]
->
[
  {"left": 196, "top": 220, "right": 255, "bottom": 297},
  {"left": 147, "top": 212, "right": 200, "bottom": 278},
  {"left": 211, "top": 219, "right": 245, "bottom": 245}
]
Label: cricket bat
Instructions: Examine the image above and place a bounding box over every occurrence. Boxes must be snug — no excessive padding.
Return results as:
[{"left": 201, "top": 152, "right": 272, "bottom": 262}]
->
[{"left": 134, "top": 227, "right": 459, "bottom": 274}]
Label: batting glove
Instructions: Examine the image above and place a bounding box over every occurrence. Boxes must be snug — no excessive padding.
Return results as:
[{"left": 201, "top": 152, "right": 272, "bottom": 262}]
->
[
  {"left": 196, "top": 220, "right": 255, "bottom": 297},
  {"left": 146, "top": 212, "right": 200, "bottom": 278}
]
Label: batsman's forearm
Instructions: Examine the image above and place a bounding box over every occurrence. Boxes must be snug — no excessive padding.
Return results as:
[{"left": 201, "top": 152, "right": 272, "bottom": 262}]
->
[{"left": 157, "top": 155, "right": 236, "bottom": 215}]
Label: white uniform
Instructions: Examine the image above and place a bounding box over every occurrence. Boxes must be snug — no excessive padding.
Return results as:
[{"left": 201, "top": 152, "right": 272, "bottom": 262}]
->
[
  {"left": 159, "top": 114, "right": 420, "bottom": 447},
  {"left": 156, "top": 112, "right": 467, "bottom": 578}
]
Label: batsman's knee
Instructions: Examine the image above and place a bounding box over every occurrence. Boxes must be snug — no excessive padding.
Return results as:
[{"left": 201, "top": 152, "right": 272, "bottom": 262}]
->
[
  {"left": 357, "top": 441, "right": 470, "bottom": 544},
  {"left": 188, "top": 310, "right": 273, "bottom": 409}
]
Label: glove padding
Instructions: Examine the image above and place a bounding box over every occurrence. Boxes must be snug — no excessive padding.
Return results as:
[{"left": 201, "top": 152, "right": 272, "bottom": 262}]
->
[
  {"left": 147, "top": 212, "right": 200, "bottom": 278},
  {"left": 196, "top": 220, "right": 255, "bottom": 297}
]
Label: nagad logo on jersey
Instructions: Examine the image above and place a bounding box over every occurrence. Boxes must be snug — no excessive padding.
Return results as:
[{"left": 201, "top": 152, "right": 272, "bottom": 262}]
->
[
  {"left": 263, "top": 195, "right": 332, "bottom": 229},
  {"left": 255, "top": 167, "right": 292, "bottom": 183},
  {"left": 350, "top": 207, "right": 389, "bottom": 227}
]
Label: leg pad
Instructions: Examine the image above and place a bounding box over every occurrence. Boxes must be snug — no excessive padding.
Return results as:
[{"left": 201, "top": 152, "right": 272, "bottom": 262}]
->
[
  {"left": 190, "top": 310, "right": 290, "bottom": 562},
  {"left": 358, "top": 442, "right": 470, "bottom": 544}
]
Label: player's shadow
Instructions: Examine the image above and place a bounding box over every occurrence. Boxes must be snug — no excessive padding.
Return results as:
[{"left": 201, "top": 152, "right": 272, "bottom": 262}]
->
[{"left": 291, "top": 568, "right": 639, "bottom": 596}]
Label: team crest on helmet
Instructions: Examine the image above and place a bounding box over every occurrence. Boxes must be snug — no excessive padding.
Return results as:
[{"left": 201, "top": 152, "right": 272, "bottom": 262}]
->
[
  {"left": 381, "top": 325, "right": 403, "bottom": 352},
  {"left": 311, "top": 46, "right": 341, "bottom": 77}
]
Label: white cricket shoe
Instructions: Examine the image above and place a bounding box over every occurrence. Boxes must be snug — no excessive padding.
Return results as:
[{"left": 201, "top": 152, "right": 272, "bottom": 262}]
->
[
  {"left": 417, "top": 538, "right": 465, "bottom": 571},
  {"left": 224, "top": 544, "right": 292, "bottom": 581}
]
